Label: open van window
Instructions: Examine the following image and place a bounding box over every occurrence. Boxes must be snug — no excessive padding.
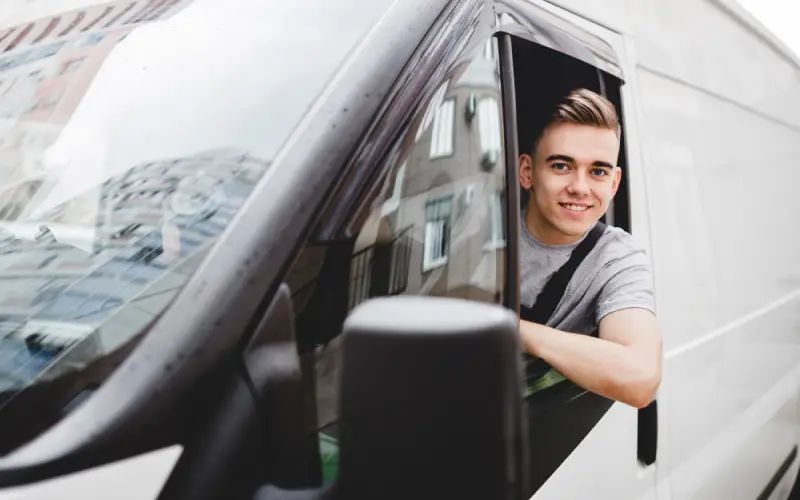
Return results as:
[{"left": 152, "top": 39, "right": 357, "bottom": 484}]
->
[
  {"left": 0, "top": 0, "right": 394, "bottom": 455},
  {"left": 508, "top": 33, "right": 660, "bottom": 492},
  {"left": 512, "top": 36, "right": 630, "bottom": 234},
  {"left": 511, "top": 35, "right": 635, "bottom": 399}
]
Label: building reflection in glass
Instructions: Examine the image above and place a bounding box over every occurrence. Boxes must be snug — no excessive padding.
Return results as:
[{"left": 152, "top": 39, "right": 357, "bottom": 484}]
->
[{"left": 0, "top": 148, "right": 269, "bottom": 395}]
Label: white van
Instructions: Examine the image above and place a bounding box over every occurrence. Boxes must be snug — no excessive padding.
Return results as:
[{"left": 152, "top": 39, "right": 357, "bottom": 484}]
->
[{"left": 0, "top": 0, "right": 796, "bottom": 499}]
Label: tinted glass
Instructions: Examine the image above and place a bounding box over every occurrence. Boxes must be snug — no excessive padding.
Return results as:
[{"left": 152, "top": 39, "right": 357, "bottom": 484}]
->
[{"left": 286, "top": 37, "right": 507, "bottom": 483}]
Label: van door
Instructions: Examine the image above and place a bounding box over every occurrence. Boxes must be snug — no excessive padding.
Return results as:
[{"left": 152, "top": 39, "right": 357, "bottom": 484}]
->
[
  {"left": 285, "top": 7, "right": 509, "bottom": 486},
  {"left": 275, "top": 0, "right": 660, "bottom": 498},
  {"left": 495, "top": 1, "right": 660, "bottom": 499}
]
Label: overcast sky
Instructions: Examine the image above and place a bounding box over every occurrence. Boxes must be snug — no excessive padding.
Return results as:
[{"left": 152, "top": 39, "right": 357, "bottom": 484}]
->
[{"left": 738, "top": 0, "right": 800, "bottom": 57}]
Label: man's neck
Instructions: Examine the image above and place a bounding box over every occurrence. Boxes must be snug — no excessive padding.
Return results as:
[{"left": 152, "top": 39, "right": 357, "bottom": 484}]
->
[{"left": 524, "top": 204, "right": 583, "bottom": 246}]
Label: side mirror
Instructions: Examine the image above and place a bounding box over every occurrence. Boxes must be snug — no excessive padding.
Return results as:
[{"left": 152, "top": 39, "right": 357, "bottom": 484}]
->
[{"left": 259, "top": 296, "right": 529, "bottom": 500}]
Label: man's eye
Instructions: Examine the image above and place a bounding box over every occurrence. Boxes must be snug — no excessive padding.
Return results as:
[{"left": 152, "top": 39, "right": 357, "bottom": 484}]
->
[
  {"left": 591, "top": 168, "right": 610, "bottom": 176},
  {"left": 552, "top": 163, "right": 569, "bottom": 171}
]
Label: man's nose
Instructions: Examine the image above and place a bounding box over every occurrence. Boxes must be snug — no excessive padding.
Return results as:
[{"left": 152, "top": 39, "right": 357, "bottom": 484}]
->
[{"left": 566, "top": 171, "right": 591, "bottom": 197}]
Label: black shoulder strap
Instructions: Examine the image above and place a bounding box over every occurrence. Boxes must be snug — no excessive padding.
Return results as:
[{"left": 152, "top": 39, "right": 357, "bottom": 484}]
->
[
  {"left": 520, "top": 221, "right": 607, "bottom": 325},
  {"left": 520, "top": 222, "right": 607, "bottom": 385}
]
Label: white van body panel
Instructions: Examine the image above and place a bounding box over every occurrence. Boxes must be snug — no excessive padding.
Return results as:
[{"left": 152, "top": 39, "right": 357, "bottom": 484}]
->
[
  {"left": 507, "top": 4, "right": 659, "bottom": 499},
  {"left": 533, "top": 1, "right": 800, "bottom": 499},
  {"left": 529, "top": 403, "right": 657, "bottom": 500}
]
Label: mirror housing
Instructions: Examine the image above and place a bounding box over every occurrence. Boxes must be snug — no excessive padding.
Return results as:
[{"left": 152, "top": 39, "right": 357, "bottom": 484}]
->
[{"left": 260, "top": 295, "right": 528, "bottom": 500}]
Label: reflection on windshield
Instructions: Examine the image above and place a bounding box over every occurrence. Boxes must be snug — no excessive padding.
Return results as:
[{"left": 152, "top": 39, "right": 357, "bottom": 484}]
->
[
  {"left": 0, "top": 0, "right": 206, "bottom": 399},
  {"left": 0, "top": 147, "right": 268, "bottom": 394},
  {"left": 0, "top": 0, "right": 396, "bottom": 454},
  {"left": 0, "top": 144, "right": 269, "bottom": 454},
  {"left": 0, "top": 0, "right": 193, "bottom": 230}
]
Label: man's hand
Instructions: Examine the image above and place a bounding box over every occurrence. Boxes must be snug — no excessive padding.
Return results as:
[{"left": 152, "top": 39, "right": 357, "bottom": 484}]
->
[{"left": 519, "top": 308, "right": 662, "bottom": 408}]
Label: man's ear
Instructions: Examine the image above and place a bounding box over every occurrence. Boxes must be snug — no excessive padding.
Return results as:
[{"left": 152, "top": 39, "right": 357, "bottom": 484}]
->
[
  {"left": 519, "top": 153, "right": 533, "bottom": 190},
  {"left": 611, "top": 166, "right": 622, "bottom": 198}
]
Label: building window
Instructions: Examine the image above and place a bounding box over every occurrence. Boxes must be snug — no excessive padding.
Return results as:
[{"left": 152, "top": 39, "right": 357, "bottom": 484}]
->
[
  {"left": 423, "top": 196, "right": 452, "bottom": 271},
  {"left": 484, "top": 38, "right": 498, "bottom": 61},
  {"left": 81, "top": 6, "right": 114, "bottom": 33},
  {"left": 486, "top": 191, "right": 505, "bottom": 250},
  {"left": 78, "top": 33, "right": 105, "bottom": 47},
  {"left": 6, "top": 23, "right": 34, "bottom": 53},
  {"left": 61, "top": 57, "right": 85, "bottom": 75},
  {"left": 34, "top": 42, "right": 64, "bottom": 59},
  {"left": 380, "top": 162, "right": 406, "bottom": 219},
  {"left": 32, "top": 17, "right": 60, "bottom": 44},
  {"left": 478, "top": 97, "right": 502, "bottom": 159},
  {"left": 62, "top": 11, "right": 88, "bottom": 37},
  {"left": 26, "top": 70, "right": 43, "bottom": 84},
  {"left": 429, "top": 99, "right": 455, "bottom": 159},
  {"left": 415, "top": 82, "right": 449, "bottom": 141},
  {"left": 30, "top": 90, "right": 63, "bottom": 112},
  {"left": 40, "top": 91, "right": 63, "bottom": 108}
]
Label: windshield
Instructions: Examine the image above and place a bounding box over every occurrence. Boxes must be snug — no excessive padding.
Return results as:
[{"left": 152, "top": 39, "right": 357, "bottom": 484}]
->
[{"left": 0, "top": 0, "right": 393, "bottom": 454}]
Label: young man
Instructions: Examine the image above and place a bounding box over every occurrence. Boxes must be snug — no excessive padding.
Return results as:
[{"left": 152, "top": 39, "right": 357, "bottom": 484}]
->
[{"left": 518, "top": 88, "right": 661, "bottom": 409}]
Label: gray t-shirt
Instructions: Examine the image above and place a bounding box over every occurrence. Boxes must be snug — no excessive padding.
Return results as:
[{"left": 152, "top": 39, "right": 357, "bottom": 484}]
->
[{"left": 520, "top": 215, "right": 655, "bottom": 336}]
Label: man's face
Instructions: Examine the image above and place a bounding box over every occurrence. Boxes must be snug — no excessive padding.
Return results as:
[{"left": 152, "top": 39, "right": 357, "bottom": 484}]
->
[{"left": 519, "top": 122, "right": 621, "bottom": 245}]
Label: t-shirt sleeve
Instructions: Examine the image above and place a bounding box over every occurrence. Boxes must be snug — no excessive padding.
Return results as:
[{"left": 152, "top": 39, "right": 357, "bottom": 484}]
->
[{"left": 594, "top": 244, "right": 655, "bottom": 324}]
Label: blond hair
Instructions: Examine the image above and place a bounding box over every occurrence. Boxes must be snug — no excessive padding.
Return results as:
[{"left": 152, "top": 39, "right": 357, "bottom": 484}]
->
[
  {"left": 530, "top": 89, "right": 620, "bottom": 153},
  {"left": 553, "top": 88, "right": 619, "bottom": 132}
]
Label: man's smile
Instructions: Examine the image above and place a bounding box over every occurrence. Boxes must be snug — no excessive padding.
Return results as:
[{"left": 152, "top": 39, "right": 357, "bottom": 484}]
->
[{"left": 559, "top": 202, "right": 593, "bottom": 213}]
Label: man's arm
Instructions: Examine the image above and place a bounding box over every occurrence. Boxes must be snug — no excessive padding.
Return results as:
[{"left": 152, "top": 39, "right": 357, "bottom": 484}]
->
[{"left": 519, "top": 308, "right": 662, "bottom": 408}]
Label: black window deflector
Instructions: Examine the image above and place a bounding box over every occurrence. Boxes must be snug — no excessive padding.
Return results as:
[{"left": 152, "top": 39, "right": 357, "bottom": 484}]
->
[{"left": 498, "top": 33, "right": 521, "bottom": 316}]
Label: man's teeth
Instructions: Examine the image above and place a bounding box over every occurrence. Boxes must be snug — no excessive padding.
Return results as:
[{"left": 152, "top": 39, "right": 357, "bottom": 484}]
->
[{"left": 562, "top": 204, "right": 588, "bottom": 211}]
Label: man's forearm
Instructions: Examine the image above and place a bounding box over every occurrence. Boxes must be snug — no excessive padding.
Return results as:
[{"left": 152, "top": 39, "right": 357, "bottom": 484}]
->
[{"left": 519, "top": 320, "right": 659, "bottom": 408}]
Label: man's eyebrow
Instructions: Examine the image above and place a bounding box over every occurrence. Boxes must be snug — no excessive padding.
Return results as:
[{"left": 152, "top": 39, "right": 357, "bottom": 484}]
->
[
  {"left": 545, "top": 154, "right": 575, "bottom": 164},
  {"left": 546, "top": 155, "right": 615, "bottom": 169}
]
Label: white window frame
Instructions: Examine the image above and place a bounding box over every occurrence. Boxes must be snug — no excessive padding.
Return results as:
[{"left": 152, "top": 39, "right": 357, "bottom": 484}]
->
[
  {"left": 429, "top": 98, "right": 455, "bottom": 159},
  {"left": 380, "top": 162, "right": 406, "bottom": 217},
  {"left": 416, "top": 82, "right": 449, "bottom": 141},
  {"left": 483, "top": 38, "right": 498, "bottom": 61},
  {"left": 61, "top": 57, "right": 85, "bottom": 75},
  {"left": 422, "top": 196, "right": 452, "bottom": 272},
  {"left": 477, "top": 97, "right": 502, "bottom": 157},
  {"left": 485, "top": 191, "right": 506, "bottom": 250}
]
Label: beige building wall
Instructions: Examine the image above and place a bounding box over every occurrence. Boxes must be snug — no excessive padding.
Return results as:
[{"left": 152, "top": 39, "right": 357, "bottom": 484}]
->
[{"left": 383, "top": 46, "right": 507, "bottom": 306}]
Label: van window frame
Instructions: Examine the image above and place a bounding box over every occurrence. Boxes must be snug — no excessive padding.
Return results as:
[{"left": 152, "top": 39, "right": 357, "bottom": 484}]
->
[
  {"left": 498, "top": 33, "right": 521, "bottom": 315},
  {"left": 497, "top": 24, "right": 647, "bottom": 494}
]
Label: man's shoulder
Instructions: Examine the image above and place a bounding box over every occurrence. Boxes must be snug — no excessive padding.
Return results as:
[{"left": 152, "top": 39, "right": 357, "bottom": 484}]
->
[
  {"left": 599, "top": 224, "right": 642, "bottom": 248},
  {"left": 594, "top": 224, "right": 650, "bottom": 268}
]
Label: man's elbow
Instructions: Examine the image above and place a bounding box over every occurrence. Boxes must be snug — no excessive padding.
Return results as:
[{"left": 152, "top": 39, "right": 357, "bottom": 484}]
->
[
  {"left": 617, "top": 365, "right": 661, "bottom": 409},
  {"left": 629, "top": 366, "right": 661, "bottom": 409}
]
